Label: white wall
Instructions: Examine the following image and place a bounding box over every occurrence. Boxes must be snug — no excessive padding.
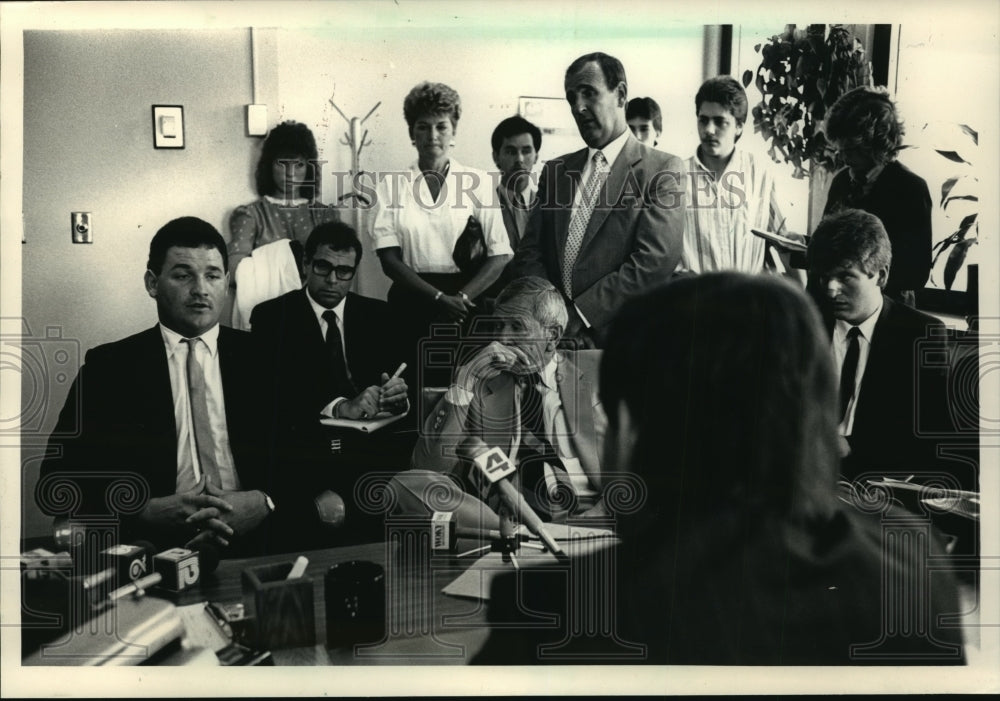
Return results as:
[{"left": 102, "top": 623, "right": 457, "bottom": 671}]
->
[
  {"left": 19, "top": 28, "right": 278, "bottom": 538},
  {"left": 275, "top": 26, "right": 705, "bottom": 299}
]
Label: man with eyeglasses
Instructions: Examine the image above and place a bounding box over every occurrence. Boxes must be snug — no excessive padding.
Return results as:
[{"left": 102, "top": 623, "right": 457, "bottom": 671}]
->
[{"left": 250, "top": 222, "right": 409, "bottom": 539}]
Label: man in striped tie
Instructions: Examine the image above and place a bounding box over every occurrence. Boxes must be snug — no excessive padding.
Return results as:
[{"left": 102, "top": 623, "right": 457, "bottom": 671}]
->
[
  {"left": 39, "top": 218, "right": 293, "bottom": 555},
  {"left": 510, "top": 51, "right": 687, "bottom": 348}
]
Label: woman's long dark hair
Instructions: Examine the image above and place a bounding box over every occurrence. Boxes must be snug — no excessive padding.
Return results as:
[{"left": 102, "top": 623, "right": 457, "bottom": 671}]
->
[
  {"left": 255, "top": 120, "right": 320, "bottom": 199},
  {"left": 600, "top": 273, "right": 841, "bottom": 546}
]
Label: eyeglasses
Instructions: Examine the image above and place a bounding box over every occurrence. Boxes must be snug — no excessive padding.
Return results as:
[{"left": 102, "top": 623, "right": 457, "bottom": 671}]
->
[{"left": 311, "top": 260, "right": 357, "bottom": 281}]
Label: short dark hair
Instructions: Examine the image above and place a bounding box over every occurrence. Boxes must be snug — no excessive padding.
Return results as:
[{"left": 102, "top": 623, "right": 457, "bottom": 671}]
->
[
  {"left": 695, "top": 75, "right": 749, "bottom": 127},
  {"left": 304, "top": 221, "right": 363, "bottom": 264},
  {"left": 565, "top": 52, "right": 627, "bottom": 93},
  {"left": 147, "top": 217, "right": 228, "bottom": 274},
  {"left": 491, "top": 116, "right": 542, "bottom": 153},
  {"left": 626, "top": 97, "right": 662, "bottom": 133},
  {"left": 807, "top": 209, "right": 892, "bottom": 281},
  {"left": 403, "top": 82, "right": 462, "bottom": 131},
  {"left": 255, "top": 121, "right": 320, "bottom": 198},
  {"left": 600, "top": 273, "right": 840, "bottom": 541}
]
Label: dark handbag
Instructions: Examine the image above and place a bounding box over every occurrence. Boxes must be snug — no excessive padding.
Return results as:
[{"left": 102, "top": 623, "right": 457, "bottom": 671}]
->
[{"left": 452, "top": 215, "right": 487, "bottom": 274}]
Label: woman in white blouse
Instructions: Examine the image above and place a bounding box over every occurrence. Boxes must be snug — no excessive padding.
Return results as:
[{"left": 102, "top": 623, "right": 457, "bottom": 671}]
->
[{"left": 371, "top": 82, "right": 511, "bottom": 367}]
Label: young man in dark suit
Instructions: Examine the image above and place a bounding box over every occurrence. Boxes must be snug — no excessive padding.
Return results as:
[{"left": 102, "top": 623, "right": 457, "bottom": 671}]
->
[
  {"left": 38, "top": 217, "right": 288, "bottom": 555},
  {"left": 249, "top": 222, "right": 409, "bottom": 539},
  {"left": 807, "top": 208, "right": 950, "bottom": 484},
  {"left": 509, "top": 52, "right": 687, "bottom": 348}
]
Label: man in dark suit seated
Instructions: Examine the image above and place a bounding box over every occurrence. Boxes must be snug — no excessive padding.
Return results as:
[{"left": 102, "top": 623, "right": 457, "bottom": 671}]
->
[
  {"left": 509, "top": 51, "right": 687, "bottom": 348},
  {"left": 401, "top": 276, "right": 607, "bottom": 530},
  {"left": 38, "top": 217, "right": 292, "bottom": 555},
  {"left": 249, "top": 222, "right": 409, "bottom": 541},
  {"left": 474, "top": 274, "right": 965, "bottom": 665},
  {"left": 806, "top": 208, "right": 952, "bottom": 485}
]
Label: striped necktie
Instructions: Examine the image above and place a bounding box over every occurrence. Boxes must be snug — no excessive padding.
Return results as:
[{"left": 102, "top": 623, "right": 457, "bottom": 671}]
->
[
  {"left": 562, "top": 150, "right": 609, "bottom": 298},
  {"left": 181, "top": 338, "right": 221, "bottom": 488}
]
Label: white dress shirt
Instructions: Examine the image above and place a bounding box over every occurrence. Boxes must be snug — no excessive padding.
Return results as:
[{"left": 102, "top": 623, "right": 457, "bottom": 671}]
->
[
  {"left": 832, "top": 298, "right": 882, "bottom": 436},
  {"left": 370, "top": 158, "right": 512, "bottom": 272},
  {"left": 160, "top": 323, "right": 240, "bottom": 492}
]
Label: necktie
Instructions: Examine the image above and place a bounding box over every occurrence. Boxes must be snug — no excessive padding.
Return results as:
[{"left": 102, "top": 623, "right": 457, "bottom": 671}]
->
[
  {"left": 322, "top": 310, "right": 355, "bottom": 397},
  {"left": 839, "top": 326, "right": 861, "bottom": 422},
  {"left": 517, "top": 373, "right": 572, "bottom": 520},
  {"left": 562, "top": 151, "right": 609, "bottom": 298},
  {"left": 181, "top": 338, "right": 221, "bottom": 488}
]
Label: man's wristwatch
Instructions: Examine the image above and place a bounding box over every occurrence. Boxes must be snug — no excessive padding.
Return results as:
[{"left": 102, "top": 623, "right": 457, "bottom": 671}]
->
[
  {"left": 433, "top": 290, "right": 444, "bottom": 302},
  {"left": 262, "top": 492, "right": 276, "bottom": 514}
]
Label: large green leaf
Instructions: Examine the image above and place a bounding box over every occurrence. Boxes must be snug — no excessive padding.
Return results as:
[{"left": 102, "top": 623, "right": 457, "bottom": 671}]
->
[
  {"left": 742, "top": 70, "right": 753, "bottom": 88},
  {"left": 944, "top": 239, "right": 977, "bottom": 291},
  {"left": 943, "top": 195, "right": 978, "bottom": 210},
  {"left": 935, "top": 150, "right": 969, "bottom": 164},
  {"left": 959, "top": 124, "right": 978, "bottom": 144},
  {"left": 957, "top": 213, "right": 978, "bottom": 237},
  {"left": 940, "top": 177, "right": 959, "bottom": 206}
]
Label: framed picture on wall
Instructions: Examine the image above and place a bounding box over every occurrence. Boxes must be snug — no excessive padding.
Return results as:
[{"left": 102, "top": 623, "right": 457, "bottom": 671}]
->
[{"left": 151, "top": 104, "right": 185, "bottom": 149}]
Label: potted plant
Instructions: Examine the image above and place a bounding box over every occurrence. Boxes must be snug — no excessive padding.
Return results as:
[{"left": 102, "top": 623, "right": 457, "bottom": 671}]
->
[
  {"left": 744, "top": 24, "right": 873, "bottom": 180},
  {"left": 924, "top": 124, "right": 978, "bottom": 292}
]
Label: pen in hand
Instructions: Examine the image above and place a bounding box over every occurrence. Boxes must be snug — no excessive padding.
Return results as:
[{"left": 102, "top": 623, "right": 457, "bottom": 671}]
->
[
  {"left": 387, "top": 363, "right": 407, "bottom": 382},
  {"left": 377, "top": 363, "right": 407, "bottom": 414}
]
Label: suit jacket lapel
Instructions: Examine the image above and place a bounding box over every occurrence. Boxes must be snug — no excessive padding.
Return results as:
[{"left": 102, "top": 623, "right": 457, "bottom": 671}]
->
[
  {"left": 145, "top": 325, "right": 177, "bottom": 439},
  {"left": 342, "top": 292, "right": 362, "bottom": 377},
  {"left": 858, "top": 296, "right": 894, "bottom": 398},
  {"left": 580, "top": 136, "right": 640, "bottom": 254},
  {"left": 556, "top": 354, "right": 601, "bottom": 488}
]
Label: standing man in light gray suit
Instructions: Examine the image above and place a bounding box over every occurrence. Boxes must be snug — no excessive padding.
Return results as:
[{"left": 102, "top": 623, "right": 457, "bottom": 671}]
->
[{"left": 510, "top": 52, "right": 687, "bottom": 347}]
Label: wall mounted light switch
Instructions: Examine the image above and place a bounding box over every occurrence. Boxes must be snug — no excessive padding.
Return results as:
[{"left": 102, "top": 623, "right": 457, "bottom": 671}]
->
[{"left": 71, "top": 212, "right": 92, "bottom": 243}]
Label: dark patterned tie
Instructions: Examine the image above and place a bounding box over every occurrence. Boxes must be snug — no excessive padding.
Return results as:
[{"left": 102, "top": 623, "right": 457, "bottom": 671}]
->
[
  {"left": 839, "top": 326, "right": 862, "bottom": 422},
  {"left": 181, "top": 338, "right": 221, "bottom": 488},
  {"left": 322, "top": 310, "right": 355, "bottom": 397}
]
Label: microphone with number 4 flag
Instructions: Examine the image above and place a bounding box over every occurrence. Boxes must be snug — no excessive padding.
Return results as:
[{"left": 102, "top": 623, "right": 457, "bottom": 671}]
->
[{"left": 459, "top": 437, "right": 567, "bottom": 561}]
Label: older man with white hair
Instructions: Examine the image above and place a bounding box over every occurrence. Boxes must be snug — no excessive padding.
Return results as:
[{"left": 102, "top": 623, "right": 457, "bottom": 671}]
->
[{"left": 399, "top": 276, "right": 607, "bottom": 529}]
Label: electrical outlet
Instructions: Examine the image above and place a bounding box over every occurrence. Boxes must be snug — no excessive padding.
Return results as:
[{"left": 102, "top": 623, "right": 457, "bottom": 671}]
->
[{"left": 71, "top": 212, "right": 92, "bottom": 244}]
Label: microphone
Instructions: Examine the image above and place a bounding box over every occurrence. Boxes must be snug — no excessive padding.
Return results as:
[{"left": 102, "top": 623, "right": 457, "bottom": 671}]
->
[
  {"left": 101, "top": 539, "right": 156, "bottom": 585},
  {"left": 459, "top": 437, "right": 567, "bottom": 560},
  {"left": 153, "top": 543, "right": 219, "bottom": 592}
]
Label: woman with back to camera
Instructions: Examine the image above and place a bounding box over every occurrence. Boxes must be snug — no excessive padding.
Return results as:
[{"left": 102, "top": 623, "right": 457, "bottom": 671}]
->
[
  {"left": 823, "top": 86, "right": 932, "bottom": 307},
  {"left": 228, "top": 120, "right": 339, "bottom": 275},
  {"left": 476, "top": 273, "right": 965, "bottom": 665},
  {"left": 370, "top": 82, "right": 511, "bottom": 378}
]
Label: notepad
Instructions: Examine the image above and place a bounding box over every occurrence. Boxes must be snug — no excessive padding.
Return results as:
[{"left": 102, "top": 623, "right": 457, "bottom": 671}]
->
[
  {"left": 320, "top": 410, "right": 406, "bottom": 433},
  {"left": 751, "top": 228, "right": 809, "bottom": 253}
]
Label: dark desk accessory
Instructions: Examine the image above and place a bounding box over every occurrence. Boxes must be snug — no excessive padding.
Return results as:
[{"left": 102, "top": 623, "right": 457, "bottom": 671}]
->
[
  {"left": 324, "top": 560, "right": 386, "bottom": 648},
  {"left": 452, "top": 215, "right": 487, "bottom": 274},
  {"left": 241, "top": 560, "right": 316, "bottom": 650}
]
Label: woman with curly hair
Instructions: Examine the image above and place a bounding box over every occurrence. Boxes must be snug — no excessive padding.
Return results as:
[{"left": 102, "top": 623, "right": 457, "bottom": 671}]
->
[
  {"left": 370, "top": 82, "right": 511, "bottom": 376},
  {"left": 823, "top": 87, "right": 932, "bottom": 306},
  {"left": 228, "top": 120, "right": 339, "bottom": 274}
]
